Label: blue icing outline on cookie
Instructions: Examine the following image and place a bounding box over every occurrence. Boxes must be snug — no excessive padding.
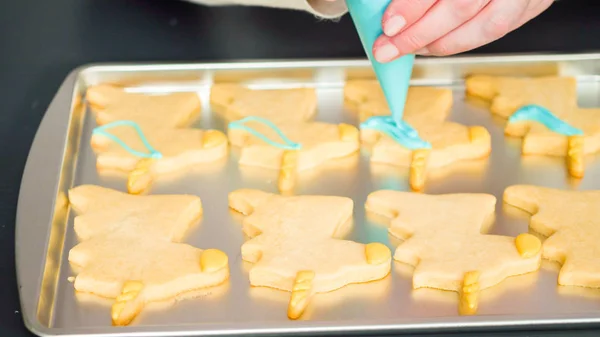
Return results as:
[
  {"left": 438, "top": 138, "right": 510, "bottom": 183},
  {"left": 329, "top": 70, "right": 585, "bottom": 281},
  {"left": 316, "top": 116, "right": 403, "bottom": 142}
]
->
[
  {"left": 228, "top": 116, "right": 302, "bottom": 150},
  {"left": 361, "top": 116, "right": 431, "bottom": 150},
  {"left": 92, "top": 120, "right": 163, "bottom": 159},
  {"left": 509, "top": 104, "right": 583, "bottom": 136}
]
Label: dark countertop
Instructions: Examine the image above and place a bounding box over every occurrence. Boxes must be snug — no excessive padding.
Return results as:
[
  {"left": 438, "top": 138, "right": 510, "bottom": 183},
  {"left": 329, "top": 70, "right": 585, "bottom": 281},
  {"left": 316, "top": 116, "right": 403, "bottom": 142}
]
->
[{"left": 1, "top": 0, "right": 600, "bottom": 336}]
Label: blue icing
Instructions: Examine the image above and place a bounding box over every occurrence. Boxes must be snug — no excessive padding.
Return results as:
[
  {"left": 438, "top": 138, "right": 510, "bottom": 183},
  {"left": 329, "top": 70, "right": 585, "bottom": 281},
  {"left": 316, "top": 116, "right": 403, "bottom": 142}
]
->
[
  {"left": 92, "top": 120, "right": 163, "bottom": 159},
  {"left": 348, "top": 0, "right": 423, "bottom": 150},
  {"left": 346, "top": 0, "right": 414, "bottom": 124},
  {"left": 509, "top": 104, "right": 583, "bottom": 136},
  {"left": 361, "top": 116, "right": 431, "bottom": 150},
  {"left": 228, "top": 116, "right": 302, "bottom": 150}
]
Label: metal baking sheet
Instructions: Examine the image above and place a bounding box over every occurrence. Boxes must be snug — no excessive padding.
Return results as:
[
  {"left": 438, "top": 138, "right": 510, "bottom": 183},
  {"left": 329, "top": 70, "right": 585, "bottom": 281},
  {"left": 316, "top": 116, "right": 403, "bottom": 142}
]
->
[{"left": 16, "top": 54, "right": 600, "bottom": 336}]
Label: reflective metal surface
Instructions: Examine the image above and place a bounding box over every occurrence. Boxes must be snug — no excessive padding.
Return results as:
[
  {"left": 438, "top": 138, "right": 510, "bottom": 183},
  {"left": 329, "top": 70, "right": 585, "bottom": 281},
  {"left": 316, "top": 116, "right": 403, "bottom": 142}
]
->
[{"left": 16, "top": 54, "right": 600, "bottom": 336}]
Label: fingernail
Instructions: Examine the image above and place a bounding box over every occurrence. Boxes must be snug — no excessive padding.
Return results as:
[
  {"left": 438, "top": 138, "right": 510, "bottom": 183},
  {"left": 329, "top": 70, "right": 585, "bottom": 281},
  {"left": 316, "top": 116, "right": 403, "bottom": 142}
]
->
[
  {"left": 383, "top": 15, "right": 406, "bottom": 36},
  {"left": 415, "top": 47, "right": 429, "bottom": 55},
  {"left": 374, "top": 43, "right": 400, "bottom": 63}
]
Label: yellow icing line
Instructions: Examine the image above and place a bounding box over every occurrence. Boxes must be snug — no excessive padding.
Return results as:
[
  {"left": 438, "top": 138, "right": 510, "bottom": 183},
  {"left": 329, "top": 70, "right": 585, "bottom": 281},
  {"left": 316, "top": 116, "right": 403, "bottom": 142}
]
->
[
  {"left": 409, "top": 149, "right": 430, "bottom": 191},
  {"left": 278, "top": 150, "right": 298, "bottom": 192},
  {"left": 459, "top": 271, "right": 480, "bottom": 316},
  {"left": 112, "top": 281, "right": 144, "bottom": 326},
  {"left": 567, "top": 135, "right": 584, "bottom": 178},
  {"left": 127, "top": 158, "right": 155, "bottom": 195},
  {"left": 287, "top": 270, "right": 315, "bottom": 320}
]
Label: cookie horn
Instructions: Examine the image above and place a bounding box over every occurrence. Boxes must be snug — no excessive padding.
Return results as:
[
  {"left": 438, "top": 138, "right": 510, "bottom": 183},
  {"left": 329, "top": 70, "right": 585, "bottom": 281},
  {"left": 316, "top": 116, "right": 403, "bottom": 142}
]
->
[
  {"left": 278, "top": 151, "right": 298, "bottom": 193},
  {"left": 287, "top": 270, "right": 315, "bottom": 320},
  {"left": 111, "top": 280, "right": 145, "bottom": 326},
  {"left": 228, "top": 189, "right": 273, "bottom": 215},
  {"left": 409, "top": 149, "right": 430, "bottom": 191},
  {"left": 567, "top": 135, "right": 584, "bottom": 178},
  {"left": 127, "top": 159, "right": 155, "bottom": 195},
  {"left": 458, "top": 271, "right": 480, "bottom": 316}
]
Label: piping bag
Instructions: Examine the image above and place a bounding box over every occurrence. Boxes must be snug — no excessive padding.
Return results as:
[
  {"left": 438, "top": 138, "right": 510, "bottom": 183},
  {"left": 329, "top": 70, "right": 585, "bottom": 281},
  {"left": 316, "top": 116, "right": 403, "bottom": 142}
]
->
[{"left": 346, "top": 0, "right": 431, "bottom": 149}]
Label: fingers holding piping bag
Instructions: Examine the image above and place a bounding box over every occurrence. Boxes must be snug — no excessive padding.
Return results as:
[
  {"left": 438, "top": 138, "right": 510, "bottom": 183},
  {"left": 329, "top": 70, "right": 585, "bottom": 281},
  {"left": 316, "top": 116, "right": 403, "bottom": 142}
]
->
[
  {"left": 373, "top": 0, "right": 491, "bottom": 62},
  {"left": 421, "top": 0, "right": 554, "bottom": 56},
  {"left": 381, "top": 0, "right": 438, "bottom": 37},
  {"left": 373, "top": 0, "right": 554, "bottom": 62}
]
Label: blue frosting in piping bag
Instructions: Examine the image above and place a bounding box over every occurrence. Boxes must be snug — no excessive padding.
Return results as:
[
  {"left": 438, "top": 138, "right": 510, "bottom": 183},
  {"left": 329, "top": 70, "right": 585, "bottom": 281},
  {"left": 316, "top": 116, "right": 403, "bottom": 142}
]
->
[{"left": 346, "top": 0, "right": 430, "bottom": 150}]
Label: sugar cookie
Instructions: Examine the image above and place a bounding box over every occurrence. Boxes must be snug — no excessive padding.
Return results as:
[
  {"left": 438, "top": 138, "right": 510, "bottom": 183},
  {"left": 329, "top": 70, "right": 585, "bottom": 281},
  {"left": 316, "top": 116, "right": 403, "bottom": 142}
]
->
[
  {"left": 344, "top": 81, "right": 452, "bottom": 124},
  {"left": 466, "top": 75, "right": 600, "bottom": 178},
  {"left": 465, "top": 76, "right": 577, "bottom": 119},
  {"left": 86, "top": 84, "right": 201, "bottom": 128},
  {"left": 210, "top": 84, "right": 317, "bottom": 123},
  {"left": 366, "top": 190, "right": 541, "bottom": 314},
  {"left": 91, "top": 121, "right": 228, "bottom": 194},
  {"left": 68, "top": 185, "right": 229, "bottom": 326},
  {"left": 228, "top": 117, "right": 359, "bottom": 192},
  {"left": 504, "top": 185, "right": 600, "bottom": 288},
  {"left": 228, "top": 189, "right": 391, "bottom": 319},
  {"left": 345, "top": 80, "right": 491, "bottom": 191}
]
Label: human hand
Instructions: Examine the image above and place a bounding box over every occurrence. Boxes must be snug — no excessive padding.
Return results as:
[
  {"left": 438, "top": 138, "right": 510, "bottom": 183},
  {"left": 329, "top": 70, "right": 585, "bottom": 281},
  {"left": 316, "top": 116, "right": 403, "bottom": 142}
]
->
[{"left": 373, "top": 0, "right": 554, "bottom": 62}]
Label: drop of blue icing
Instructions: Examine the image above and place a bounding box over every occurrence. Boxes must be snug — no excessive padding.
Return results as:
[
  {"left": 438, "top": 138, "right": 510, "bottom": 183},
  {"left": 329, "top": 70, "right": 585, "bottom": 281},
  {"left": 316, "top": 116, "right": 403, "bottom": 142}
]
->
[
  {"left": 347, "top": 0, "right": 429, "bottom": 150},
  {"left": 361, "top": 116, "right": 431, "bottom": 150}
]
